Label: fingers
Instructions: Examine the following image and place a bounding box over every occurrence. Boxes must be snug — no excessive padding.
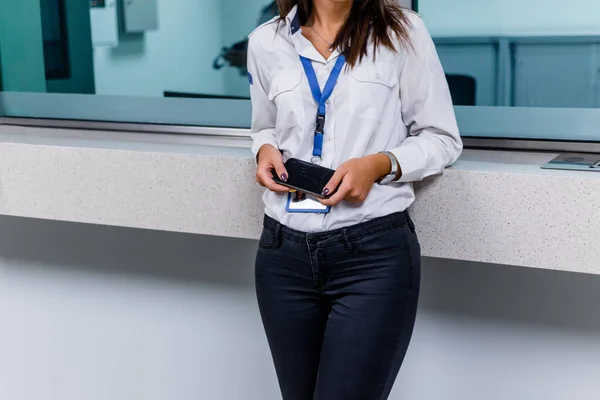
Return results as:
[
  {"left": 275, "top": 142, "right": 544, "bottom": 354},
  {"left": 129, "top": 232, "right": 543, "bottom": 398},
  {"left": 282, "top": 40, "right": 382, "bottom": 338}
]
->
[
  {"left": 271, "top": 158, "right": 289, "bottom": 183},
  {"left": 322, "top": 169, "right": 346, "bottom": 198},
  {"left": 256, "top": 168, "right": 289, "bottom": 193},
  {"left": 320, "top": 181, "right": 351, "bottom": 206},
  {"left": 255, "top": 146, "right": 289, "bottom": 193}
]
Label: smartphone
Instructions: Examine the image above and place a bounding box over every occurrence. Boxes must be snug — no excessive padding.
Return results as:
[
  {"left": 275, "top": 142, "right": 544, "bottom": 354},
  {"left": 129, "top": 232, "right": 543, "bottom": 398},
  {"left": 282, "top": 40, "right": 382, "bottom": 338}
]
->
[{"left": 272, "top": 158, "right": 337, "bottom": 199}]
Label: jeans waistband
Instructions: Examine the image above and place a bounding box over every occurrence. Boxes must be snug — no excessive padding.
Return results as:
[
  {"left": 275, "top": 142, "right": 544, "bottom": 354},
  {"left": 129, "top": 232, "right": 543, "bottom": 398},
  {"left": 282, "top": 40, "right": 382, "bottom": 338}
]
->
[{"left": 262, "top": 211, "right": 411, "bottom": 246}]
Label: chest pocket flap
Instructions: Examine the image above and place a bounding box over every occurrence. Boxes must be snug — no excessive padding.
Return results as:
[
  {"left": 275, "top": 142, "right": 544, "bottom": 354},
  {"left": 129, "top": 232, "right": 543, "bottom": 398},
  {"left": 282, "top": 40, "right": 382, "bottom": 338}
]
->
[
  {"left": 268, "top": 70, "right": 302, "bottom": 101},
  {"left": 348, "top": 63, "right": 398, "bottom": 87}
]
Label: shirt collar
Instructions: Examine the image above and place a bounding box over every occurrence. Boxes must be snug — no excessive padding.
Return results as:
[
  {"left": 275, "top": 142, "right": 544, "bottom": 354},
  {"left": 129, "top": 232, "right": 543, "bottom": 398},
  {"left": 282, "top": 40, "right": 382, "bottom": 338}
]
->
[
  {"left": 285, "top": 5, "right": 301, "bottom": 36},
  {"left": 284, "top": 4, "right": 339, "bottom": 63}
]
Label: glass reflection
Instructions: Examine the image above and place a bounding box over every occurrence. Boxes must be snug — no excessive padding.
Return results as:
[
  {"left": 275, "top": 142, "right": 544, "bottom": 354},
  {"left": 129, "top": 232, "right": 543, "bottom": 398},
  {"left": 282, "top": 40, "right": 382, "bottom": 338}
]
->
[{"left": 0, "top": 0, "right": 598, "bottom": 108}]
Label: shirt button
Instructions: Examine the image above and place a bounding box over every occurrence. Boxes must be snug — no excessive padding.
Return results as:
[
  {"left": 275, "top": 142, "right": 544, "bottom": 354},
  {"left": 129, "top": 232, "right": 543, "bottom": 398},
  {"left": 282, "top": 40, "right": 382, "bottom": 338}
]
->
[
  {"left": 376, "top": 72, "right": 381, "bottom": 79},
  {"left": 326, "top": 100, "right": 331, "bottom": 105},
  {"left": 326, "top": 136, "right": 331, "bottom": 141}
]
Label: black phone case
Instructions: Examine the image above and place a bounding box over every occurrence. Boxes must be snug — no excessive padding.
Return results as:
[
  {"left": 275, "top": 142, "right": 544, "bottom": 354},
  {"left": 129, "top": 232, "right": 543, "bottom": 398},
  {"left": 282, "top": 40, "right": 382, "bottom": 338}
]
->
[{"left": 272, "top": 158, "right": 336, "bottom": 199}]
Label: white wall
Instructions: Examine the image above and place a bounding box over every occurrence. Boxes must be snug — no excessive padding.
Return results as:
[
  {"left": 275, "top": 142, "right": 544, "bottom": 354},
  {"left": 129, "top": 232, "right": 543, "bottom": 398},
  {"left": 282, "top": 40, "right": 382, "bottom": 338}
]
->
[
  {"left": 93, "top": 0, "right": 225, "bottom": 97},
  {"left": 420, "top": 0, "right": 600, "bottom": 36},
  {"left": 91, "top": 0, "right": 420, "bottom": 98},
  {"left": 1, "top": 216, "right": 599, "bottom": 400},
  {"left": 86, "top": 0, "right": 600, "bottom": 96}
]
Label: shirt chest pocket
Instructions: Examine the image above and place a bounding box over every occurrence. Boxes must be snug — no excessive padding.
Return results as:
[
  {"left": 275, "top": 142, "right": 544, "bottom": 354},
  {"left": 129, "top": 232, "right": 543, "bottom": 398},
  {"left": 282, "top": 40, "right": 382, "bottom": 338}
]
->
[
  {"left": 268, "top": 70, "right": 304, "bottom": 131},
  {"left": 347, "top": 63, "right": 398, "bottom": 121}
]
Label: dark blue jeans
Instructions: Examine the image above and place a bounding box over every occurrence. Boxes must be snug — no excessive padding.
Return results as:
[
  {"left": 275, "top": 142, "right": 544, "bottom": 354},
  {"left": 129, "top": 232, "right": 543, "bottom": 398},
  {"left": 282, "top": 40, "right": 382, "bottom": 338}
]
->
[{"left": 255, "top": 212, "right": 421, "bottom": 400}]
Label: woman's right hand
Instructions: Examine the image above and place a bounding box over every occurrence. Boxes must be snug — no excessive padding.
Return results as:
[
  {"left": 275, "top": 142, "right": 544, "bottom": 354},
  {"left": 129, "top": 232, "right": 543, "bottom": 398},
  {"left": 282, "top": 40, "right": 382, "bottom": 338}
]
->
[{"left": 256, "top": 144, "right": 290, "bottom": 193}]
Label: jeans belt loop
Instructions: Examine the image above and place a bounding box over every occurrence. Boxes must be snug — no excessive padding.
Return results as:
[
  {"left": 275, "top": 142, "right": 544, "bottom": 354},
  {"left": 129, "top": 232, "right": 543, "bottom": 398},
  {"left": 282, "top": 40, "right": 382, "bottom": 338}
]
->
[
  {"left": 341, "top": 228, "right": 354, "bottom": 252},
  {"left": 274, "top": 223, "right": 283, "bottom": 248}
]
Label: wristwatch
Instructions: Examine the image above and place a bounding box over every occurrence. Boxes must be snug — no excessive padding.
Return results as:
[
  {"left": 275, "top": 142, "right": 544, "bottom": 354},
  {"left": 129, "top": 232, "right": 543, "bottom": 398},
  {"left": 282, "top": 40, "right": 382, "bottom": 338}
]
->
[{"left": 377, "top": 151, "right": 399, "bottom": 185}]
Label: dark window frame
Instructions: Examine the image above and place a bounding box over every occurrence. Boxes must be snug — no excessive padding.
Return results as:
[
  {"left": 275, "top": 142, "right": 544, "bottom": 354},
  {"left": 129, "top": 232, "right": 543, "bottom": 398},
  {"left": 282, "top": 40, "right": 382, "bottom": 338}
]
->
[{"left": 41, "top": 0, "right": 71, "bottom": 81}]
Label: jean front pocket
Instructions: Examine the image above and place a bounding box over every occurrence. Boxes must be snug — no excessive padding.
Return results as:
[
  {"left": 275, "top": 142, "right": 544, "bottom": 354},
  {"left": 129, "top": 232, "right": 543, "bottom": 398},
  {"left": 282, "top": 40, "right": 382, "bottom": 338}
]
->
[
  {"left": 355, "top": 227, "right": 407, "bottom": 255},
  {"left": 258, "top": 227, "right": 277, "bottom": 249}
]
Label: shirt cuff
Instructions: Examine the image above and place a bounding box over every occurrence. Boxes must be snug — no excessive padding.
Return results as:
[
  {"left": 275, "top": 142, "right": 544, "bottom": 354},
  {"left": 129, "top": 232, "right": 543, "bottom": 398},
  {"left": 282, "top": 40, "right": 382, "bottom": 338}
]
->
[
  {"left": 251, "top": 129, "right": 279, "bottom": 160},
  {"left": 388, "top": 142, "right": 427, "bottom": 183}
]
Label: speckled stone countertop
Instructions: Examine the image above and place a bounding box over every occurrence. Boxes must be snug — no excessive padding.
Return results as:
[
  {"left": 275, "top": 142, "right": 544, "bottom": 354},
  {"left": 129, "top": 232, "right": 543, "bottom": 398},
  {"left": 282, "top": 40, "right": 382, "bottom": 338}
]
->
[{"left": 1, "top": 124, "right": 599, "bottom": 275}]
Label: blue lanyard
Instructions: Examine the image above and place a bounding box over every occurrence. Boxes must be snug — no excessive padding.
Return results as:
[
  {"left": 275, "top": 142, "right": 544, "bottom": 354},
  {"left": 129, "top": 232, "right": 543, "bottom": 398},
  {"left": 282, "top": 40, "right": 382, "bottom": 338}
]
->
[{"left": 299, "top": 55, "right": 346, "bottom": 164}]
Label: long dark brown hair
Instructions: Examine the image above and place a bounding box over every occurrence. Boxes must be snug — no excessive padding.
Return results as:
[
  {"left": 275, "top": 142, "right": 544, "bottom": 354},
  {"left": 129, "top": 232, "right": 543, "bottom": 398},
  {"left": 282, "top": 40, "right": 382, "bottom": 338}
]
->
[{"left": 276, "top": 0, "right": 412, "bottom": 66}]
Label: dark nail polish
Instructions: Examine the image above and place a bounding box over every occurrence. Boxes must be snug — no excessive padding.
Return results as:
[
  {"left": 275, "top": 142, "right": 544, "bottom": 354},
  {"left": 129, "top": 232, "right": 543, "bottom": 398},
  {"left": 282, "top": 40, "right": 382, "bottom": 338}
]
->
[
  {"left": 281, "top": 174, "right": 288, "bottom": 182},
  {"left": 322, "top": 188, "right": 330, "bottom": 196}
]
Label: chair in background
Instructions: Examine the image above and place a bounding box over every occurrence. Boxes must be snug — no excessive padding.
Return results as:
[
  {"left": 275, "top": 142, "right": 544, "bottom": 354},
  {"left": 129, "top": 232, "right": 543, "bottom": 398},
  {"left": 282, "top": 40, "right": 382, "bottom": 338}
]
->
[{"left": 445, "top": 74, "right": 477, "bottom": 106}]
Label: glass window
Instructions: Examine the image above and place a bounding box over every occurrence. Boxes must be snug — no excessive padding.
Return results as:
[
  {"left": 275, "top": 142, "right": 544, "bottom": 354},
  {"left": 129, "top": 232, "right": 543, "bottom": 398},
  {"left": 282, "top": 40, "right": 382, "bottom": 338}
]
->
[
  {"left": 89, "top": 0, "right": 279, "bottom": 100},
  {"left": 0, "top": 0, "right": 599, "bottom": 144},
  {"left": 421, "top": 0, "right": 600, "bottom": 109}
]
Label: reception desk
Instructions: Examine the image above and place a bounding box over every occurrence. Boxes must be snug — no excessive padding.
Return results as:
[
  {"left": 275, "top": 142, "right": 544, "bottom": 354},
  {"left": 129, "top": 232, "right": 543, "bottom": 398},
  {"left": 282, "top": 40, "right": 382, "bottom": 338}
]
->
[
  {"left": 0, "top": 122, "right": 599, "bottom": 275},
  {"left": 1, "top": 121, "right": 600, "bottom": 400}
]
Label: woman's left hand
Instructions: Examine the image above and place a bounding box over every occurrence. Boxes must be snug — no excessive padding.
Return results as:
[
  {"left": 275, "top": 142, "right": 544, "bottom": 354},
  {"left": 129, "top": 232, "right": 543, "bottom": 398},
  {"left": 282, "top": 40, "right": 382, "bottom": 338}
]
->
[{"left": 320, "top": 154, "right": 393, "bottom": 207}]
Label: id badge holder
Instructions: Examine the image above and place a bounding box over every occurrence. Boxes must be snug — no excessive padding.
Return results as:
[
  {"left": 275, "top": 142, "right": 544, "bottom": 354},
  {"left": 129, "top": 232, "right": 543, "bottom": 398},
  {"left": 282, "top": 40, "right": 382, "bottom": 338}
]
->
[{"left": 286, "top": 192, "right": 330, "bottom": 214}]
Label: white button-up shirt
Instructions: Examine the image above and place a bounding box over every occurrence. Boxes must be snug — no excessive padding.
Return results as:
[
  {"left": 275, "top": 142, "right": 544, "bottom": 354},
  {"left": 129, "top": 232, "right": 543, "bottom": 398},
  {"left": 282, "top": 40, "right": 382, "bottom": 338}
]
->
[{"left": 248, "top": 6, "right": 462, "bottom": 233}]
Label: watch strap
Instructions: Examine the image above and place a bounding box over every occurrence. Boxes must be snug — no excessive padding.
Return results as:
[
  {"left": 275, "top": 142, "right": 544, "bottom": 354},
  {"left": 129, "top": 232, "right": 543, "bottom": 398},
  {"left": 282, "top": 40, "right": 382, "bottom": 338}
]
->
[{"left": 377, "top": 151, "right": 398, "bottom": 185}]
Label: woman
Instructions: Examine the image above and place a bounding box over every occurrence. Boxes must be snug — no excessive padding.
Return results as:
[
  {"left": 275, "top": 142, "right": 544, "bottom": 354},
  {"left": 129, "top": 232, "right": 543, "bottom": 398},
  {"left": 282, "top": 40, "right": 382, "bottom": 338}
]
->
[{"left": 248, "top": 0, "right": 462, "bottom": 399}]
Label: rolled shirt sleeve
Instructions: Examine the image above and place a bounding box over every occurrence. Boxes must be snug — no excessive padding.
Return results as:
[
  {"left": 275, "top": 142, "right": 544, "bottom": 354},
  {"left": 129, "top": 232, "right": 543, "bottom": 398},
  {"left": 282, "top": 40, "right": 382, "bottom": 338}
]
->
[{"left": 389, "top": 15, "right": 463, "bottom": 183}]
